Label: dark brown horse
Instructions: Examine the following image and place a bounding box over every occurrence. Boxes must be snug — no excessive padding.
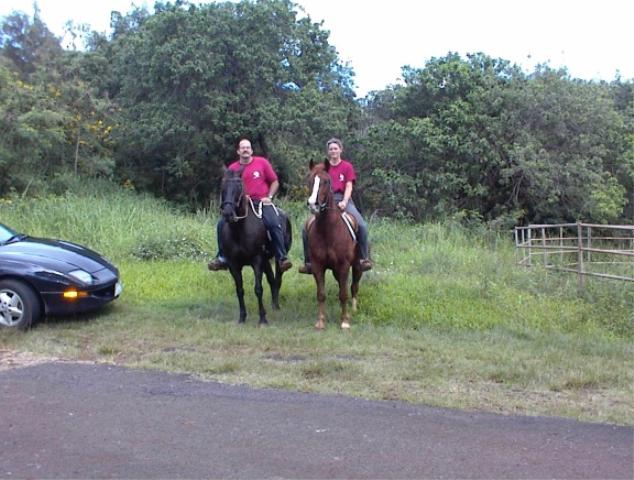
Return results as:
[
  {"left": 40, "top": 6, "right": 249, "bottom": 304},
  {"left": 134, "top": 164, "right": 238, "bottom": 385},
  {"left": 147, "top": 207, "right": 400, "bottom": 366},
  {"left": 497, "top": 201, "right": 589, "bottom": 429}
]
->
[
  {"left": 219, "top": 169, "right": 292, "bottom": 325},
  {"left": 305, "top": 161, "right": 363, "bottom": 329}
]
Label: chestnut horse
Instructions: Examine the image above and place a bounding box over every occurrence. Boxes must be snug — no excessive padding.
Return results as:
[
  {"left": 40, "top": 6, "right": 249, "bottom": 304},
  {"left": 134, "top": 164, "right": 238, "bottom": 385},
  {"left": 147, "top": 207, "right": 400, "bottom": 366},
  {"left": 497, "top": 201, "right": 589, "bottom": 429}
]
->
[
  {"left": 305, "top": 161, "right": 363, "bottom": 329},
  {"left": 219, "top": 169, "right": 292, "bottom": 325}
]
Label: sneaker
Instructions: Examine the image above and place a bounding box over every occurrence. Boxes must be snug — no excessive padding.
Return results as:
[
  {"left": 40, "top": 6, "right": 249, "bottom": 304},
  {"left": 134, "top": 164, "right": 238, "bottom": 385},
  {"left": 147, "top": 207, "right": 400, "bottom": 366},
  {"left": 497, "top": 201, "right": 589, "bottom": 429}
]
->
[
  {"left": 278, "top": 258, "right": 293, "bottom": 273},
  {"left": 360, "top": 259, "right": 373, "bottom": 272},
  {"left": 298, "top": 263, "right": 312, "bottom": 274},
  {"left": 208, "top": 257, "right": 228, "bottom": 271}
]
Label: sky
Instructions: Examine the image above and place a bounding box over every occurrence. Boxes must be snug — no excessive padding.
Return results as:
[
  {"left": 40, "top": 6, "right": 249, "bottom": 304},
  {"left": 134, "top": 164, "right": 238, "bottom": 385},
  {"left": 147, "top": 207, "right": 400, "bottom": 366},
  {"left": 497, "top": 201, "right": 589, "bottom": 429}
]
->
[{"left": 1, "top": 0, "right": 632, "bottom": 96}]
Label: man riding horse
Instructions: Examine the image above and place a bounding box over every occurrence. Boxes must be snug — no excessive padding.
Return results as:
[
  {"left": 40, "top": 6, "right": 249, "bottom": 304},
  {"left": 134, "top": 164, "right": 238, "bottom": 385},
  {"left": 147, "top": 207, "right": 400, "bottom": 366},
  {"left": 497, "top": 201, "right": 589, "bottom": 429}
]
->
[{"left": 208, "top": 138, "right": 292, "bottom": 273}]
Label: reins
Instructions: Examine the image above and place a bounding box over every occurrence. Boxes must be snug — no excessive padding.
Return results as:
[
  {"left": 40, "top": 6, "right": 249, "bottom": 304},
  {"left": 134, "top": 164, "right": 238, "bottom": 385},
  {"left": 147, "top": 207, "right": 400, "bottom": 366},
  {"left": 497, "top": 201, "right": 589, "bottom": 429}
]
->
[
  {"left": 220, "top": 175, "right": 248, "bottom": 221},
  {"left": 311, "top": 171, "right": 356, "bottom": 241},
  {"left": 315, "top": 174, "right": 334, "bottom": 213},
  {"left": 221, "top": 177, "right": 278, "bottom": 222}
]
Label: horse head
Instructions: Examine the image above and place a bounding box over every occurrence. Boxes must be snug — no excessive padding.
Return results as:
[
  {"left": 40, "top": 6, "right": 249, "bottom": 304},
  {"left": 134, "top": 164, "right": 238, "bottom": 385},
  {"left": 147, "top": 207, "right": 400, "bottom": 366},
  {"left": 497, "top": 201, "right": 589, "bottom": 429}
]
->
[
  {"left": 220, "top": 169, "right": 245, "bottom": 222},
  {"left": 307, "top": 161, "right": 332, "bottom": 215}
]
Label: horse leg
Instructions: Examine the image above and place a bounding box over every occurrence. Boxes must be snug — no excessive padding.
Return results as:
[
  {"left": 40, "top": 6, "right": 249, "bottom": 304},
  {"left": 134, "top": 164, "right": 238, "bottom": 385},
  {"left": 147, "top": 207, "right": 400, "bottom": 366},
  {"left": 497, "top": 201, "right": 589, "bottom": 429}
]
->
[
  {"left": 337, "top": 266, "right": 351, "bottom": 329},
  {"left": 263, "top": 259, "right": 280, "bottom": 310},
  {"left": 313, "top": 267, "right": 327, "bottom": 330},
  {"left": 253, "top": 259, "right": 268, "bottom": 326},
  {"left": 351, "top": 263, "right": 362, "bottom": 312},
  {"left": 229, "top": 266, "right": 247, "bottom": 324}
]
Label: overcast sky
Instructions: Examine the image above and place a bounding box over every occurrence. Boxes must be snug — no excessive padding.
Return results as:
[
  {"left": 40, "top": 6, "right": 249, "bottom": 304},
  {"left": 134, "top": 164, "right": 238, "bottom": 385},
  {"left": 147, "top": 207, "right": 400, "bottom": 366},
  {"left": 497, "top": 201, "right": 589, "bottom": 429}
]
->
[{"left": 1, "top": 0, "right": 632, "bottom": 96}]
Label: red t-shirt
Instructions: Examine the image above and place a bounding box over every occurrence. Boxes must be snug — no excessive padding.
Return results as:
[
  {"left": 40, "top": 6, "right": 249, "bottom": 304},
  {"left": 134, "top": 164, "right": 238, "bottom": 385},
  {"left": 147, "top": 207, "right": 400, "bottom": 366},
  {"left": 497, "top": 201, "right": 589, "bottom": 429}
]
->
[
  {"left": 327, "top": 160, "right": 356, "bottom": 193},
  {"left": 229, "top": 156, "right": 278, "bottom": 200}
]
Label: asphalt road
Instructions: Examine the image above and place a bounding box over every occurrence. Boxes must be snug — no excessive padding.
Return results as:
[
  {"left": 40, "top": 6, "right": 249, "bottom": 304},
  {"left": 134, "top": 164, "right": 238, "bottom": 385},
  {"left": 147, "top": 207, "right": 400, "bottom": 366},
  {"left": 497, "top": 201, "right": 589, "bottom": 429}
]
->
[{"left": 1, "top": 362, "right": 632, "bottom": 479}]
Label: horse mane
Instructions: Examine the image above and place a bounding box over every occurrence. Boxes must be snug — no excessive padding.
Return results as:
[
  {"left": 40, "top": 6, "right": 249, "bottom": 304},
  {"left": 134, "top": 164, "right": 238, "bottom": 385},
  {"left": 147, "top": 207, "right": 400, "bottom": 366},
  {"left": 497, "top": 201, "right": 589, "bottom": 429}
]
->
[{"left": 311, "top": 162, "right": 328, "bottom": 175}]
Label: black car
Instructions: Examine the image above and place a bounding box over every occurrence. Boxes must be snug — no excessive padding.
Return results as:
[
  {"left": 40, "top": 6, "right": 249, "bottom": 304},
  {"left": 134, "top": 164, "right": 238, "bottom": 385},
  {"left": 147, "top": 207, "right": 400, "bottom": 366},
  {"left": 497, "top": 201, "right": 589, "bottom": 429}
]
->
[{"left": 0, "top": 223, "right": 122, "bottom": 330}]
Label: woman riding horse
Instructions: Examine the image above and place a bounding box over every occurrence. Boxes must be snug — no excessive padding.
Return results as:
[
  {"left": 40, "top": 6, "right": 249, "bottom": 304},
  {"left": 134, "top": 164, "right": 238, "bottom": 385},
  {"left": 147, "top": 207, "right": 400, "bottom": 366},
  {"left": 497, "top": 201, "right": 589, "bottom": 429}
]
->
[
  {"left": 299, "top": 138, "right": 372, "bottom": 274},
  {"left": 304, "top": 159, "right": 365, "bottom": 330}
]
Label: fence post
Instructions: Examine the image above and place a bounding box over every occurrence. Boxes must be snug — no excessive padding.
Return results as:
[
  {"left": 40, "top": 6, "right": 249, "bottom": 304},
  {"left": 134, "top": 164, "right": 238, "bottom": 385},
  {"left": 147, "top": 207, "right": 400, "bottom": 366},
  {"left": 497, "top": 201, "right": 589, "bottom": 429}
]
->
[
  {"left": 527, "top": 227, "right": 532, "bottom": 267},
  {"left": 587, "top": 226, "right": 592, "bottom": 263},
  {"left": 559, "top": 226, "right": 564, "bottom": 267},
  {"left": 541, "top": 227, "right": 547, "bottom": 266},
  {"left": 577, "top": 222, "right": 585, "bottom": 291}
]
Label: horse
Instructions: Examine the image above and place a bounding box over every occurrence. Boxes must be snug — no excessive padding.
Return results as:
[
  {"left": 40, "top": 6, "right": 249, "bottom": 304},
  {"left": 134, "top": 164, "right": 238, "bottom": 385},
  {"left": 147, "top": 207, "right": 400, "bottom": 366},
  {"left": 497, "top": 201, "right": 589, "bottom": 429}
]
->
[
  {"left": 305, "top": 160, "right": 363, "bottom": 330},
  {"left": 218, "top": 169, "right": 292, "bottom": 325}
]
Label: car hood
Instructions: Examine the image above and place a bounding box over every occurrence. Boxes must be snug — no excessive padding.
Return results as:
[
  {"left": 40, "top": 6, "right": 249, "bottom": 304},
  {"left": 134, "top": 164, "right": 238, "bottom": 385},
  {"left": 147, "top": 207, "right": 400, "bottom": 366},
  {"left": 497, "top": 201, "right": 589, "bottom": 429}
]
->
[{"left": 0, "top": 237, "right": 115, "bottom": 274}]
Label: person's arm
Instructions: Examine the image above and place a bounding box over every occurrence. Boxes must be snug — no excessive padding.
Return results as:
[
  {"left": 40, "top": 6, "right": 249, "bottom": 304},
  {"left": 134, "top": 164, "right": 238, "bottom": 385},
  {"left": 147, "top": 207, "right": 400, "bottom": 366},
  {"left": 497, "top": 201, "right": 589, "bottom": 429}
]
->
[
  {"left": 263, "top": 179, "right": 279, "bottom": 204},
  {"left": 338, "top": 181, "right": 353, "bottom": 210}
]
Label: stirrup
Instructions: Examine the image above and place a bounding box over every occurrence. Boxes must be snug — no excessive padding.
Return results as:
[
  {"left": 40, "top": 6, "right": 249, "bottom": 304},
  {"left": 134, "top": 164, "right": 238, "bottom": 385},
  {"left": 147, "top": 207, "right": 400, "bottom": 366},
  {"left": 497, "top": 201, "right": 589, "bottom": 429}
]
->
[{"left": 359, "top": 259, "right": 373, "bottom": 272}]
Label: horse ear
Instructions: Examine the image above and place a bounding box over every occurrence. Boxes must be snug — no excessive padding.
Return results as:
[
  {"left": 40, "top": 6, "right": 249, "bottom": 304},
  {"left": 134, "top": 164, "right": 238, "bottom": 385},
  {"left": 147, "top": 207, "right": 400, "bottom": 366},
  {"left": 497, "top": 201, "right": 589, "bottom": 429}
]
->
[{"left": 309, "top": 159, "right": 315, "bottom": 171}]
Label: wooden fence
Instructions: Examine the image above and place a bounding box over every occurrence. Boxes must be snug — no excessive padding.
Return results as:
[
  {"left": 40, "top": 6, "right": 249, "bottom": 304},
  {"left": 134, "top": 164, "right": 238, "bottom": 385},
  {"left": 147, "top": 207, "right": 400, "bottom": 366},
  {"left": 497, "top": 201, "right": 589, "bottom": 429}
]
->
[{"left": 514, "top": 222, "right": 634, "bottom": 289}]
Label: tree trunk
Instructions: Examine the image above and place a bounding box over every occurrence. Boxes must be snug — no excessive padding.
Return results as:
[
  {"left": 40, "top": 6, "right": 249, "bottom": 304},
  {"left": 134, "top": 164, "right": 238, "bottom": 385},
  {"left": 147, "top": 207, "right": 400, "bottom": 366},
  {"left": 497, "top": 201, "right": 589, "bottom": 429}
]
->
[{"left": 74, "top": 125, "right": 80, "bottom": 176}]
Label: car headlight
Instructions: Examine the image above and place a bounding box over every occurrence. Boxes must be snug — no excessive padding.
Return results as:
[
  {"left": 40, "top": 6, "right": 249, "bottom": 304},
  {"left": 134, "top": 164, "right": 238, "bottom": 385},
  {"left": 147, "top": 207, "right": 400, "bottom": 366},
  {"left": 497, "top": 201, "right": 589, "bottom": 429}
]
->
[{"left": 68, "top": 269, "right": 93, "bottom": 285}]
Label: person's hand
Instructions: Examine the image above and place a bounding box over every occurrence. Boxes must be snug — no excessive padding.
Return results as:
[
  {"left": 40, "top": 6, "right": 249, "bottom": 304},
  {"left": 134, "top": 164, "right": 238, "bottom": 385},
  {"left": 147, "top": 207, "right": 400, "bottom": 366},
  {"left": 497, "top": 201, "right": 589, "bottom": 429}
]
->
[
  {"left": 262, "top": 196, "right": 273, "bottom": 205},
  {"left": 337, "top": 199, "right": 348, "bottom": 211}
]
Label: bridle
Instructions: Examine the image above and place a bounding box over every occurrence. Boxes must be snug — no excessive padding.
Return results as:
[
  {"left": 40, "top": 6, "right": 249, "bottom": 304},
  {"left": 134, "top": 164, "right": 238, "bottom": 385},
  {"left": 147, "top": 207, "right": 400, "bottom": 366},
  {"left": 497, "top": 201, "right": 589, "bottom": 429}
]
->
[
  {"left": 221, "top": 176, "right": 248, "bottom": 222},
  {"left": 308, "top": 171, "right": 335, "bottom": 214}
]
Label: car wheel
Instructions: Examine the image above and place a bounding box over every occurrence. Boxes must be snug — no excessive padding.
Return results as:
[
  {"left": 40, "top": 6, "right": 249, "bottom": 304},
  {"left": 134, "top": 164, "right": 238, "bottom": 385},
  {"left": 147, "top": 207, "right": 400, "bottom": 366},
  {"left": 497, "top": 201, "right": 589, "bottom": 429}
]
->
[{"left": 0, "top": 280, "right": 41, "bottom": 330}]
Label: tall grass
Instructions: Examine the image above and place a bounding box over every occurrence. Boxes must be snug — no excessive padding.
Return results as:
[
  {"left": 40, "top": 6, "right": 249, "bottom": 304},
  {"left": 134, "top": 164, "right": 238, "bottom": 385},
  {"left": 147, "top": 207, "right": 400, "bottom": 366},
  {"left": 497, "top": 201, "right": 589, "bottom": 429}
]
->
[
  {"left": 3, "top": 180, "right": 631, "bottom": 337},
  {"left": 2, "top": 179, "right": 214, "bottom": 262}
]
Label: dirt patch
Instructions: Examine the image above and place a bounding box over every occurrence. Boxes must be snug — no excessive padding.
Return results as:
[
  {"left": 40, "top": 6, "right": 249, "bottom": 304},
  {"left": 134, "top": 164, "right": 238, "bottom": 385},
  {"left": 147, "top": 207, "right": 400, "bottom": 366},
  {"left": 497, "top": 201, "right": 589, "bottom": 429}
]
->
[
  {"left": 0, "top": 348, "right": 61, "bottom": 370},
  {"left": 0, "top": 349, "right": 99, "bottom": 371}
]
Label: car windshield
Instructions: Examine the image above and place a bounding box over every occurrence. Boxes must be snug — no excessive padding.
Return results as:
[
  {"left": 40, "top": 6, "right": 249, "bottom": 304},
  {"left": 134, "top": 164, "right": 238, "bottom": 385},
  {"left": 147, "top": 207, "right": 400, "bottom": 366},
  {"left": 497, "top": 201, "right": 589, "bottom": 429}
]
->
[{"left": 0, "top": 223, "right": 21, "bottom": 243}]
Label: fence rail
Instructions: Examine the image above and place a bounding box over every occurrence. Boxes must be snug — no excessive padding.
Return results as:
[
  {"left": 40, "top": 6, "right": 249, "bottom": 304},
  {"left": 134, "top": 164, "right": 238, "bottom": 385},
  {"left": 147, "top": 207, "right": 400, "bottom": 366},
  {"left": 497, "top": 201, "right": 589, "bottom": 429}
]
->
[{"left": 514, "top": 222, "right": 634, "bottom": 288}]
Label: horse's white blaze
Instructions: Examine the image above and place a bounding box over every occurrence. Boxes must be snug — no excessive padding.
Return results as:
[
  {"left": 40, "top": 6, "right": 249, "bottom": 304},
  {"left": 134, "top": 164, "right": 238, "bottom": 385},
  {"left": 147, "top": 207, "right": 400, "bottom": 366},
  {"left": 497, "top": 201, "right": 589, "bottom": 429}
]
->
[{"left": 308, "top": 176, "right": 320, "bottom": 208}]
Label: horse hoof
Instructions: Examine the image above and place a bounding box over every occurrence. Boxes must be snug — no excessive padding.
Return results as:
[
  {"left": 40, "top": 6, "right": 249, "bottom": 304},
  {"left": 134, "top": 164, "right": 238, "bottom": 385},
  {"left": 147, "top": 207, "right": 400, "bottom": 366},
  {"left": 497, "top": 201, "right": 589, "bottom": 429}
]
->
[
  {"left": 341, "top": 322, "right": 351, "bottom": 330},
  {"left": 314, "top": 322, "right": 325, "bottom": 330},
  {"left": 259, "top": 320, "right": 269, "bottom": 327}
]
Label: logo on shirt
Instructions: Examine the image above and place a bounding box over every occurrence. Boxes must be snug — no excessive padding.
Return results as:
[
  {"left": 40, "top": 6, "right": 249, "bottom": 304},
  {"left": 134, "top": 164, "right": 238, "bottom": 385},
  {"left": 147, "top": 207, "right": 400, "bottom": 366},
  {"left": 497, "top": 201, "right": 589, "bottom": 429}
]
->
[
  {"left": 339, "top": 174, "right": 345, "bottom": 182},
  {"left": 252, "top": 171, "right": 261, "bottom": 179}
]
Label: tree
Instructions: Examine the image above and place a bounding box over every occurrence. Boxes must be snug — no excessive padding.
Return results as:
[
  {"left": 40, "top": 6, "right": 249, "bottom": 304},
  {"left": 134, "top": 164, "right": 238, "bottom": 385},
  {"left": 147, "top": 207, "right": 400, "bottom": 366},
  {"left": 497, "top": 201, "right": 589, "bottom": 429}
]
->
[
  {"left": 78, "top": 0, "right": 358, "bottom": 205},
  {"left": 355, "top": 54, "right": 630, "bottom": 224},
  {"left": 1, "top": 9, "right": 62, "bottom": 80},
  {"left": 0, "top": 10, "right": 116, "bottom": 195}
]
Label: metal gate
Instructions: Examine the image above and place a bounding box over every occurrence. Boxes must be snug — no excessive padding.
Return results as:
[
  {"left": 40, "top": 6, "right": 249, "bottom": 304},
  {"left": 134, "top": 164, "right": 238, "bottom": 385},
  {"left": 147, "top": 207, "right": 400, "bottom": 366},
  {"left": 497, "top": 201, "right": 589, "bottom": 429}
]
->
[{"left": 514, "top": 222, "right": 634, "bottom": 288}]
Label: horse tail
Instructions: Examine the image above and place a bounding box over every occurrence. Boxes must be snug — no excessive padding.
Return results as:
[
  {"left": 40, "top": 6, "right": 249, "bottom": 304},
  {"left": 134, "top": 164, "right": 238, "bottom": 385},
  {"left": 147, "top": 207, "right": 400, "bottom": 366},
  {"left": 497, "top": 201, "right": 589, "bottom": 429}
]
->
[{"left": 284, "top": 215, "right": 293, "bottom": 251}]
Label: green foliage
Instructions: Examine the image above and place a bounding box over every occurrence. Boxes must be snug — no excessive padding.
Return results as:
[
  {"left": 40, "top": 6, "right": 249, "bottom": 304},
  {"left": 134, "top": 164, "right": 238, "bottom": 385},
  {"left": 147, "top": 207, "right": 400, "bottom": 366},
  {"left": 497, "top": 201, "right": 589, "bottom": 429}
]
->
[
  {"left": 0, "top": 178, "right": 214, "bottom": 261},
  {"left": 2, "top": 180, "right": 630, "bottom": 338},
  {"left": 0, "top": 10, "right": 62, "bottom": 79},
  {"left": 1, "top": 6, "right": 632, "bottom": 224},
  {"left": 131, "top": 237, "right": 208, "bottom": 261},
  {"left": 358, "top": 53, "right": 633, "bottom": 224},
  {"left": 0, "top": 12, "right": 116, "bottom": 195},
  {"left": 89, "top": 0, "right": 358, "bottom": 204}
]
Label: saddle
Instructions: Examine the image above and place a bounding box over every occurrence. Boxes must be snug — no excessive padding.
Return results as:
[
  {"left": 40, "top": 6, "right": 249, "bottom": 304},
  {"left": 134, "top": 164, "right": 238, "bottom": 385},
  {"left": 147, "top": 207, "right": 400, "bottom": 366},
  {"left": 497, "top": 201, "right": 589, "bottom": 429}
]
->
[
  {"left": 305, "top": 212, "right": 358, "bottom": 241},
  {"left": 260, "top": 205, "right": 291, "bottom": 252}
]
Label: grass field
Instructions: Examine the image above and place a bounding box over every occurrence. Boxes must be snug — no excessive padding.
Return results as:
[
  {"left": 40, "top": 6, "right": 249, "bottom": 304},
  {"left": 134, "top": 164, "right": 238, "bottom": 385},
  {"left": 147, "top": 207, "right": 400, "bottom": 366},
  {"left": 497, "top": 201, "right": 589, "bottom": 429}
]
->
[{"left": 1, "top": 181, "right": 632, "bottom": 425}]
